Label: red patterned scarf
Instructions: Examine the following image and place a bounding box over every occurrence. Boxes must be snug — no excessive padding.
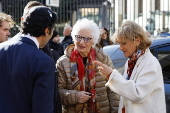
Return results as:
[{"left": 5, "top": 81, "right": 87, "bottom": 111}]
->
[
  {"left": 127, "top": 49, "right": 145, "bottom": 80},
  {"left": 122, "top": 49, "right": 145, "bottom": 113},
  {"left": 70, "top": 48, "right": 98, "bottom": 113}
]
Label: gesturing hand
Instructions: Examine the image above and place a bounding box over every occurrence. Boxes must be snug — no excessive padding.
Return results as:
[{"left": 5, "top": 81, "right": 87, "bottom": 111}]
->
[
  {"left": 77, "top": 91, "right": 91, "bottom": 103},
  {"left": 94, "top": 60, "right": 113, "bottom": 79}
]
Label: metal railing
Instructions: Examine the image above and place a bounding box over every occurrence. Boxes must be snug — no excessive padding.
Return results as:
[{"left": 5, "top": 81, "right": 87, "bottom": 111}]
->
[
  {"left": 1, "top": 0, "right": 115, "bottom": 37},
  {"left": 1, "top": 0, "right": 170, "bottom": 37}
]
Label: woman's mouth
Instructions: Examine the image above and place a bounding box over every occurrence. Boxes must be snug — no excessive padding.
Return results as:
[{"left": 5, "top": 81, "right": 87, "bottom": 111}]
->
[{"left": 78, "top": 45, "right": 86, "bottom": 49}]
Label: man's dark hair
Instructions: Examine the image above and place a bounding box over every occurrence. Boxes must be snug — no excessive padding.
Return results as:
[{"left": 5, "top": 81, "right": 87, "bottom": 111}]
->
[{"left": 21, "top": 6, "right": 57, "bottom": 37}]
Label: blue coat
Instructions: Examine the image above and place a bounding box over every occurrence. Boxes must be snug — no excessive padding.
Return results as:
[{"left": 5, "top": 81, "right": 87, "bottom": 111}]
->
[{"left": 0, "top": 36, "right": 56, "bottom": 113}]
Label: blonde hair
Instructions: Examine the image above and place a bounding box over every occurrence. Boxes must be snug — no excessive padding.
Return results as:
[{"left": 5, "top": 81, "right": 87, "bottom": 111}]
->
[
  {"left": 0, "top": 12, "right": 14, "bottom": 28},
  {"left": 113, "top": 21, "right": 151, "bottom": 50}
]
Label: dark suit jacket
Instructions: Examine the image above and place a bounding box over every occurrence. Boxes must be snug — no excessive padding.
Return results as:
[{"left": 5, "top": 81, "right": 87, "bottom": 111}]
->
[
  {"left": 0, "top": 36, "right": 56, "bottom": 113},
  {"left": 48, "top": 40, "right": 64, "bottom": 63},
  {"left": 61, "top": 35, "right": 73, "bottom": 50}
]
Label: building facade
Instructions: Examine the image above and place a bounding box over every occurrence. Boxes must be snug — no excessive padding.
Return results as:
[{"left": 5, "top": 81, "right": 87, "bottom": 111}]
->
[{"left": 115, "top": 0, "right": 170, "bottom": 35}]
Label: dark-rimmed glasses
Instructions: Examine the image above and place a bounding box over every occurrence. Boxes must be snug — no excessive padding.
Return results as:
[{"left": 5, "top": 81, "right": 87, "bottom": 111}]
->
[{"left": 75, "top": 35, "right": 92, "bottom": 43}]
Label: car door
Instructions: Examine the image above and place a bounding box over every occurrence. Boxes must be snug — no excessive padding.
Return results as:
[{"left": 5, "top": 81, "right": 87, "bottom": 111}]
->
[{"left": 150, "top": 44, "right": 170, "bottom": 113}]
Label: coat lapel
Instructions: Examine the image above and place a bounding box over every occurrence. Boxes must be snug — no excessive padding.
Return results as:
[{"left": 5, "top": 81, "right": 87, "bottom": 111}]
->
[{"left": 129, "top": 49, "right": 149, "bottom": 80}]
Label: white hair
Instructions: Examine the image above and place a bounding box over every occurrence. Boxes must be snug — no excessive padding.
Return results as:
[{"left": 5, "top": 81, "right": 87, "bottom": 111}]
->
[{"left": 71, "top": 18, "right": 100, "bottom": 46}]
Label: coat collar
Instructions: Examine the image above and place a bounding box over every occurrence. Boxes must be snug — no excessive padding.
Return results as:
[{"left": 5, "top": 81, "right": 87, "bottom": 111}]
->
[
  {"left": 12, "top": 34, "right": 38, "bottom": 48},
  {"left": 21, "top": 34, "right": 39, "bottom": 48},
  {"left": 64, "top": 44, "right": 104, "bottom": 61},
  {"left": 128, "top": 49, "right": 150, "bottom": 80}
]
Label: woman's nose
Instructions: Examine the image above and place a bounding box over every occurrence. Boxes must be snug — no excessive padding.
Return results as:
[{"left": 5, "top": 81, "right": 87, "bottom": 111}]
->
[
  {"left": 119, "top": 45, "right": 123, "bottom": 50},
  {"left": 79, "top": 39, "right": 86, "bottom": 43}
]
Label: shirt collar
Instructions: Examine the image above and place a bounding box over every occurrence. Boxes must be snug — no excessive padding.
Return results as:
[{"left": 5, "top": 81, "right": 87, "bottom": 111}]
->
[{"left": 21, "top": 33, "right": 39, "bottom": 48}]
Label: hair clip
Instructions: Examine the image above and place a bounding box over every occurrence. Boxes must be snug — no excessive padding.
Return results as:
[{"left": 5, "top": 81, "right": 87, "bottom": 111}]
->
[{"left": 48, "top": 10, "right": 52, "bottom": 17}]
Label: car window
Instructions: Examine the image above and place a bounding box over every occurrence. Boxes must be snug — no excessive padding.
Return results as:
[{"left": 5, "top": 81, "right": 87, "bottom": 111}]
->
[
  {"left": 151, "top": 45, "right": 170, "bottom": 83},
  {"left": 111, "top": 49, "right": 128, "bottom": 74}
]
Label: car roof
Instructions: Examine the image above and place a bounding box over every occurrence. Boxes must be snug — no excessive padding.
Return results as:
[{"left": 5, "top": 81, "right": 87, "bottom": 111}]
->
[
  {"left": 150, "top": 37, "right": 170, "bottom": 48},
  {"left": 103, "top": 44, "right": 119, "bottom": 56},
  {"left": 103, "top": 37, "right": 170, "bottom": 57},
  {"left": 104, "top": 37, "right": 170, "bottom": 49}
]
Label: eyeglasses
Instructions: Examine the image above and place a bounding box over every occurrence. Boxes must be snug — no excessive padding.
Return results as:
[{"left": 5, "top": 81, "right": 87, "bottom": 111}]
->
[{"left": 75, "top": 35, "right": 92, "bottom": 43}]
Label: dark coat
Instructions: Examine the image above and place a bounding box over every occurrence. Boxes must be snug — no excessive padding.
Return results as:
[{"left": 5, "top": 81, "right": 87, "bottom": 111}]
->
[
  {"left": 61, "top": 35, "right": 73, "bottom": 50},
  {"left": 0, "top": 36, "right": 56, "bottom": 113},
  {"left": 99, "top": 39, "right": 114, "bottom": 48},
  {"left": 40, "top": 44, "right": 53, "bottom": 58},
  {"left": 48, "top": 40, "right": 64, "bottom": 63}
]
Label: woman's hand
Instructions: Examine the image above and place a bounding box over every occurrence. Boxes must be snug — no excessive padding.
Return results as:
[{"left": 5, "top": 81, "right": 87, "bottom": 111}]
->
[
  {"left": 94, "top": 60, "right": 113, "bottom": 79},
  {"left": 77, "top": 91, "right": 91, "bottom": 103}
]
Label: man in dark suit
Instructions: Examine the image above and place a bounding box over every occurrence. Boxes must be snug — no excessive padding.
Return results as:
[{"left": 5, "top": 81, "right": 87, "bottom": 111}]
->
[
  {"left": 20, "top": 1, "right": 53, "bottom": 58},
  {"left": 0, "top": 6, "right": 57, "bottom": 113}
]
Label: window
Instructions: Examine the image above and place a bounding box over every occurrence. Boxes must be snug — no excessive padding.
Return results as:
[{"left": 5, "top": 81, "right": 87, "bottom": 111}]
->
[
  {"left": 151, "top": 45, "right": 170, "bottom": 82},
  {"left": 155, "top": 0, "right": 160, "bottom": 11}
]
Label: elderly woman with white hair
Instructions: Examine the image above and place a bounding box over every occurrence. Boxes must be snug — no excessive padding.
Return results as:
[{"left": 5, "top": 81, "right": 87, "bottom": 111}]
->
[{"left": 56, "top": 18, "right": 119, "bottom": 113}]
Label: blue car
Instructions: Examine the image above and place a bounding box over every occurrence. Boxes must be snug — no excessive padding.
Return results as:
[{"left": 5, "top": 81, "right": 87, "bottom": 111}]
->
[{"left": 103, "top": 37, "right": 170, "bottom": 112}]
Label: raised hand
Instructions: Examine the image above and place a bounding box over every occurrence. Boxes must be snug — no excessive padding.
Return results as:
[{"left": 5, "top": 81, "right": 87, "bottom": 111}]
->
[{"left": 94, "top": 60, "right": 113, "bottom": 79}]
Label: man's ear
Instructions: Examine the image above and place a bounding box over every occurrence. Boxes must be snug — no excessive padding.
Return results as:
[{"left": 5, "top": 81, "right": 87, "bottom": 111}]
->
[
  {"left": 44, "top": 27, "right": 50, "bottom": 35},
  {"left": 21, "top": 16, "right": 24, "bottom": 21}
]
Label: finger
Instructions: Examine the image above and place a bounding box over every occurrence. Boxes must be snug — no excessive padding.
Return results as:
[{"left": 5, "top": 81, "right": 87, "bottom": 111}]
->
[
  {"left": 98, "top": 66, "right": 104, "bottom": 70},
  {"left": 79, "top": 92, "right": 91, "bottom": 98},
  {"left": 95, "top": 61, "right": 111, "bottom": 71},
  {"left": 94, "top": 60, "right": 104, "bottom": 67},
  {"left": 78, "top": 97, "right": 90, "bottom": 103},
  {"left": 84, "top": 94, "right": 91, "bottom": 98},
  {"left": 84, "top": 92, "right": 91, "bottom": 95},
  {"left": 83, "top": 95, "right": 91, "bottom": 100}
]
